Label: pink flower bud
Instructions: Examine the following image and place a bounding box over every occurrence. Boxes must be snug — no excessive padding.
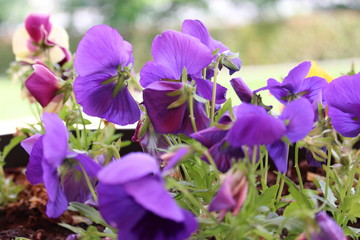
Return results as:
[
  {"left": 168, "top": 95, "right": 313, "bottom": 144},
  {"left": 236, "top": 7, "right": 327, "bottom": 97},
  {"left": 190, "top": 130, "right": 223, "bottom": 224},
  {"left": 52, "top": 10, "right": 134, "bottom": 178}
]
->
[
  {"left": 25, "top": 64, "right": 61, "bottom": 107},
  {"left": 25, "top": 13, "right": 52, "bottom": 43}
]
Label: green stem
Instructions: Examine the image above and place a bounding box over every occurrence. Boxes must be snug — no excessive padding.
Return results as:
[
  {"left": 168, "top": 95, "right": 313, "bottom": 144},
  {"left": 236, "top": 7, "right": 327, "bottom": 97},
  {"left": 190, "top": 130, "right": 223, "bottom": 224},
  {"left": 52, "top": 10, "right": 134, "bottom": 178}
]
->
[
  {"left": 210, "top": 59, "right": 220, "bottom": 124},
  {"left": 276, "top": 175, "right": 285, "bottom": 201},
  {"left": 188, "top": 93, "right": 198, "bottom": 132},
  {"left": 203, "top": 151, "right": 219, "bottom": 178},
  {"left": 324, "top": 145, "right": 332, "bottom": 208},
  {"left": 79, "top": 164, "right": 98, "bottom": 204},
  {"left": 294, "top": 142, "right": 304, "bottom": 190},
  {"left": 167, "top": 178, "right": 218, "bottom": 224}
]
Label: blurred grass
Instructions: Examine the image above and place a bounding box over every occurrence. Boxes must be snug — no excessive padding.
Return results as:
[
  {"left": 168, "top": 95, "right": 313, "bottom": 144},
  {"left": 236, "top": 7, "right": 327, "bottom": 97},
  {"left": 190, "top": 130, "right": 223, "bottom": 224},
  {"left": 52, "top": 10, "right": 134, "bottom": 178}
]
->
[{"left": 0, "top": 58, "right": 358, "bottom": 121}]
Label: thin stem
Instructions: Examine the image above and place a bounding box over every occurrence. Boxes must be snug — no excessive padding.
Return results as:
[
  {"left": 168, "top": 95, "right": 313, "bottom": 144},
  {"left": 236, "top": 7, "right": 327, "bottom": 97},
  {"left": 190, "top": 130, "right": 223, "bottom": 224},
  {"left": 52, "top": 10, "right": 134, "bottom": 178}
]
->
[
  {"left": 324, "top": 145, "right": 332, "bottom": 207},
  {"left": 294, "top": 142, "right": 304, "bottom": 190},
  {"left": 188, "top": 93, "right": 198, "bottom": 132},
  {"left": 203, "top": 151, "right": 219, "bottom": 178},
  {"left": 276, "top": 175, "right": 285, "bottom": 202},
  {"left": 210, "top": 59, "right": 220, "bottom": 124},
  {"left": 79, "top": 164, "right": 98, "bottom": 204},
  {"left": 167, "top": 178, "right": 218, "bottom": 224}
]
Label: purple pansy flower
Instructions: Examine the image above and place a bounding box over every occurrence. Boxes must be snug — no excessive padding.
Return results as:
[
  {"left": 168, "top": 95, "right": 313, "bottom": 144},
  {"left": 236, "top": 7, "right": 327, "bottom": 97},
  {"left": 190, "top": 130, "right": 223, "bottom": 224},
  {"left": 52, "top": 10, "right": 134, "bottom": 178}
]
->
[
  {"left": 311, "top": 211, "right": 346, "bottom": 240},
  {"left": 97, "top": 152, "right": 197, "bottom": 240},
  {"left": 140, "top": 30, "right": 226, "bottom": 134},
  {"left": 324, "top": 73, "right": 360, "bottom": 137},
  {"left": 256, "top": 61, "right": 327, "bottom": 104},
  {"left": 225, "top": 99, "right": 314, "bottom": 173},
  {"left": 191, "top": 117, "right": 244, "bottom": 173},
  {"left": 74, "top": 25, "right": 140, "bottom": 126},
  {"left": 266, "top": 98, "right": 314, "bottom": 172},
  {"left": 182, "top": 19, "right": 241, "bottom": 77},
  {"left": 21, "top": 113, "right": 101, "bottom": 218}
]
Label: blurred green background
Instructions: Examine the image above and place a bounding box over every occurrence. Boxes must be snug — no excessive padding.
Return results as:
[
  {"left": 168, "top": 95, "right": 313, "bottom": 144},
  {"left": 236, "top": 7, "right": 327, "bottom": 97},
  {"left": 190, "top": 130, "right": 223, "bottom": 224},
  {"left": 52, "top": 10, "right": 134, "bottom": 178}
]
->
[{"left": 1, "top": 0, "right": 360, "bottom": 127}]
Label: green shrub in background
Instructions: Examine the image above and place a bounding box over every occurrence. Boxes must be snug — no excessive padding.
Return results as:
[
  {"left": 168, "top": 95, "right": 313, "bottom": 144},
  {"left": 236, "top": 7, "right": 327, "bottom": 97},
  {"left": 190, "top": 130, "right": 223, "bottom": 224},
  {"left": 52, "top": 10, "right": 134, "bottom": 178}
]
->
[{"left": 1, "top": 9, "right": 360, "bottom": 75}]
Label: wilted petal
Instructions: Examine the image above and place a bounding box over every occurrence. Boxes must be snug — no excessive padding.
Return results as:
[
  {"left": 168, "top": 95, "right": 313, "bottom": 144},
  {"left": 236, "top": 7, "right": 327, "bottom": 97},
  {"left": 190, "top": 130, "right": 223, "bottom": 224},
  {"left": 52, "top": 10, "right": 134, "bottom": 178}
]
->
[
  {"left": 280, "top": 98, "right": 314, "bottom": 142},
  {"left": 97, "top": 152, "right": 160, "bottom": 185},
  {"left": 25, "top": 64, "right": 60, "bottom": 107},
  {"left": 25, "top": 13, "right": 52, "bottom": 43},
  {"left": 42, "top": 113, "right": 68, "bottom": 168},
  {"left": 151, "top": 30, "right": 212, "bottom": 78},
  {"left": 267, "top": 140, "right": 289, "bottom": 173},
  {"left": 124, "top": 175, "right": 184, "bottom": 222},
  {"left": 230, "top": 77, "right": 252, "bottom": 103},
  {"left": 75, "top": 25, "right": 133, "bottom": 77}
]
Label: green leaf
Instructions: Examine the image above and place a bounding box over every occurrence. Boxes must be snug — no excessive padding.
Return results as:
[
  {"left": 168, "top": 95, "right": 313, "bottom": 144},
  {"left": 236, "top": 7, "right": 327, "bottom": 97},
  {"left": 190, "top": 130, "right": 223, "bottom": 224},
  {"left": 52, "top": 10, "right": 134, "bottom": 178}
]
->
[
  {"left": 68, "top": 202, "right": 109, "bottom": 227},
  {"left": 258, "top": 185, "right": 278, "bottom": 206},
  {"left": 279, "top": 174, "right": 312, "bottom": 209},
  {"left": 283, "top": 201, "right": 300, "bottom": 217},
  {"left": 214, "top": 98, "right": 233, "bottom": 122},
  {"left": 58, "top": 222, "right": 85, "bottom": 234},
  {"left": 318, "top": 179, "right": 337, "bottom": 208},
  {"left": 0, "top": 135, "right": 26, "bottom": 163}
]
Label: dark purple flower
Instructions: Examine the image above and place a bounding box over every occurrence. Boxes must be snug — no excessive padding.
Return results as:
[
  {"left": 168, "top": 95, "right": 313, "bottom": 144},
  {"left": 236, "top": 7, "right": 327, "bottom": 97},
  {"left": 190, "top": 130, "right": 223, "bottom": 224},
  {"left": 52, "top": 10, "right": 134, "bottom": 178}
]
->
[
  {"left": 181, "top": 19, "right": 241, "bottom": 76},
  {"left": 256, "top": 61, "right": 327, "bottom": 104},
  {"left": 74, "top": 25, "right": 140, "bottom": 126},
  {"left": 230, "top": 77, "right": 253, "bottom": 103},
  {"left": 97, "top": 152, "right": 197, "bottom": 240},
  {"left": 21, "top": 113, "right": 101, "bottom": 218},
  {"left": 324, "top": 73, "right": 360, "bottom": 137},
  {"left": 209, "top": 171, "right": 248, "bottom": 220},
  {"left": 191, "top": 125, "right": 244, "bottom": 173},
  {"left": 140, "top": 30, "right": 227, "bottom": 134},
  {"left": 311, "top": 211, "right": 346, "bottom": 240}
]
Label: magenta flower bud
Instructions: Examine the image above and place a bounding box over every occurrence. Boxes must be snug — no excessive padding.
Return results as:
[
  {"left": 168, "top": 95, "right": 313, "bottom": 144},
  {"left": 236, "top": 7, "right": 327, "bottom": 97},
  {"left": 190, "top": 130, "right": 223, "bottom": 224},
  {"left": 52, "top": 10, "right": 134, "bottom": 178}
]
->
[
  {"left": 25, "top": 13, "right": 52, "bottom": 44},
  {"left": 209, "top": 171, "right": 248, "bottom": 220},
  {"left": 230, "top": 77, "right": 253, "bottom": 103},
  {"left": 25, "top": 64, "right": 61, "bottom": 107}
]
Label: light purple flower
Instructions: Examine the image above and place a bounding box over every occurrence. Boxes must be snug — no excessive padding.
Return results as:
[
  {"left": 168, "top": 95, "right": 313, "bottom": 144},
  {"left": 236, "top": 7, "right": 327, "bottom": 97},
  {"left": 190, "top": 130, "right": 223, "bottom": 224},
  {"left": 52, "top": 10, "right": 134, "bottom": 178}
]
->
[
  {"left": 21, "top": 113, "right": 101, "bottom": 218},
  {"left": 256, "top": 61, "right": 327, "bottom": 104},
  {"left": 324, "top": 73, "right": 360, "bottom": 137},
  {"left": 182, "top": 19, "right": 241, "bottom": 76},
  {"left": 97, "top": 152, "right": 197, "bottom": 240},
  {"left": 74, "top": 25, "right": 140, "bottom": 125}
]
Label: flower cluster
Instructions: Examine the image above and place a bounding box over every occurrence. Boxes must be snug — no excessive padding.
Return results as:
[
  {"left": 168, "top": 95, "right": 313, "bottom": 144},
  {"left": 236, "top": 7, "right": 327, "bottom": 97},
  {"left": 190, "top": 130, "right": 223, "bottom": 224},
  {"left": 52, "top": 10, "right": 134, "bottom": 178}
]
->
[{"left": 11, "top": 13, "right": 360, "bottom": 240}]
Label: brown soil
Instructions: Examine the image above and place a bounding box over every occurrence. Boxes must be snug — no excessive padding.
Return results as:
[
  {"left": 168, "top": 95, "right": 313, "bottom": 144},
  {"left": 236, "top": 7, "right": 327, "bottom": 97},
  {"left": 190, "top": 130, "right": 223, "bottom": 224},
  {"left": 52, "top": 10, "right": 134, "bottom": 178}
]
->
[{"left": 0, "top": 168, "right": 77, "bottom": 240}]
